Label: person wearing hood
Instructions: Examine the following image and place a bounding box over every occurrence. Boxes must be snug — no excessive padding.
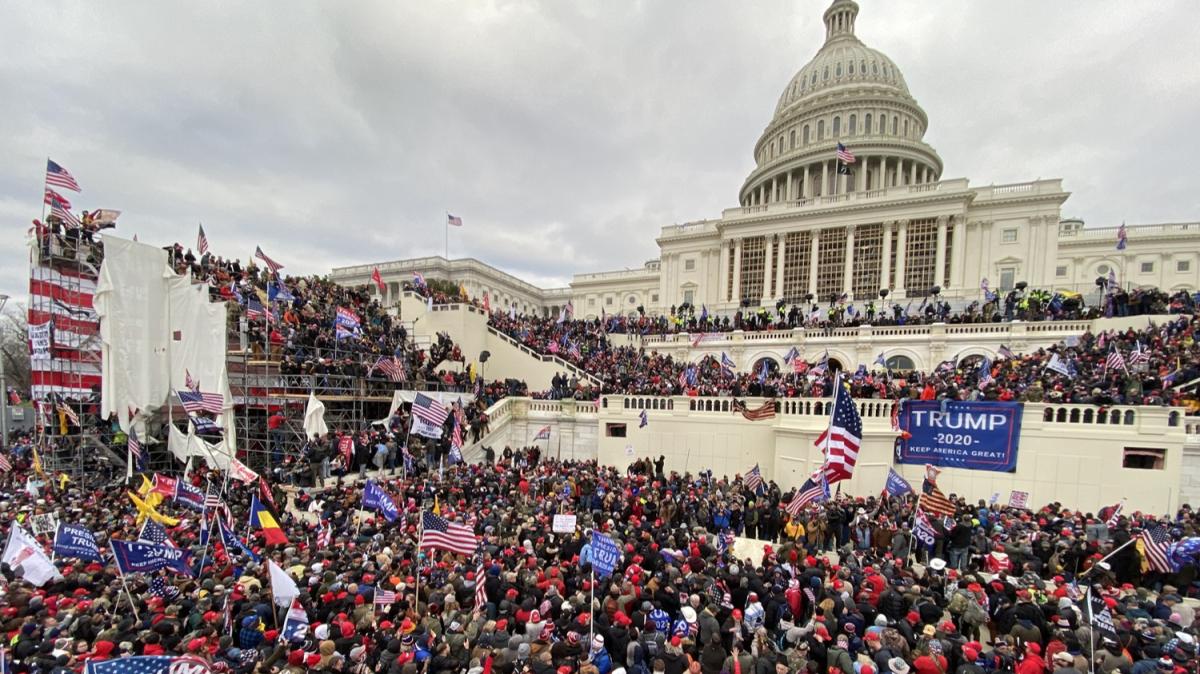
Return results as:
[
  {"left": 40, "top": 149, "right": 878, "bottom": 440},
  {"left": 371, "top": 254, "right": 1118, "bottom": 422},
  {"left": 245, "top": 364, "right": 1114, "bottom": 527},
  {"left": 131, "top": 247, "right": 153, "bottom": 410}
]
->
[{"left": 591, "top": 635, "right": 614, "bottom": 674}]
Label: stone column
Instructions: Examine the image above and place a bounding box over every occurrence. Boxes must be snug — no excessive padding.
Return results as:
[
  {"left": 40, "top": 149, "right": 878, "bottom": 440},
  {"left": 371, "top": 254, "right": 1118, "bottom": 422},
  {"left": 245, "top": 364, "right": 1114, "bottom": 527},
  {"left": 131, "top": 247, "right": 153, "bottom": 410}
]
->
[
  {"left": 843, "top": 224, "right": 855, "bottom": 297},
  {"left": 895, "top": 220, "right": 909, "bottom": 294},
  {"left": 775, "top": 235, "right": 787, "bottom": 298},
  {"left": 821, "top": 161, "right": 829, "bottom": 196},
  {"left": 897, "top": 158, "right": 905, "bottom": 186},
  {"left": 770, "top": 177, "right": 778, "bottom": 203},
  {"left": 880, "top": 221, "right": 893, "bottom": 289},
  {"left": 935, "top": 216, "right": 948, "bottom": 289},
  {"left": 802, "top": 165, "right": 810, "bottom": 199},
  {"left": 808, "top": 229, "right": 821, "bottom": 297},
  {"left": 718, "top": 240, "right": 730, "bottom": 302},
  {"left": 949, "top": 216, "right": 965, "bottom": 291},
  {"left": 878, "top": 156, "right": 887, "bottom": 188},
  {"left": 762, "top": 235, "right": 774, "bottom": 303},
  {"left": 732, "top": 238, "right": 743, "bottom": 303},
  {"left": 910, "top": 162, "right": 918, "bottom": 185},
  {"left": 785, "top": 170, "right": 794, "bottom": 201},
  {"left": 857, "top": 158, "right": 867, "bottom": 192}
]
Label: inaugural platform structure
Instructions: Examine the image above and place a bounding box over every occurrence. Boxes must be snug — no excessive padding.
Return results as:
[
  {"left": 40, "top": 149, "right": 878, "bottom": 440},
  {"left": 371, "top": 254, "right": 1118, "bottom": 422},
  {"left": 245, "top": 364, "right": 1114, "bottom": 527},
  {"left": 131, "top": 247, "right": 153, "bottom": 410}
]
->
[{"left": 335, "top": 0, "right": 1200, "bottom": 318}]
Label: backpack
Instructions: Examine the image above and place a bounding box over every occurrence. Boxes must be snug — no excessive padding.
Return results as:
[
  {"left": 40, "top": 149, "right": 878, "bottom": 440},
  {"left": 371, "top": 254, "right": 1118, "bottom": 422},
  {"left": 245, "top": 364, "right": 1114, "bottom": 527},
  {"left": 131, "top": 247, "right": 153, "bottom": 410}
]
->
[
  {"left": 948, "top": 592, "right": 969, "bottom": 616},
  {"left": 963, "top": 598, "right": 987, "bottom": 626}
]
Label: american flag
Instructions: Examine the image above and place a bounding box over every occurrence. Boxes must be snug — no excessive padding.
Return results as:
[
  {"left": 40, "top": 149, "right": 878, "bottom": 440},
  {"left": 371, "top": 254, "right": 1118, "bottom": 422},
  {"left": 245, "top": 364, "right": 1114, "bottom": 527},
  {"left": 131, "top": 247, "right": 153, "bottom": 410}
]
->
[
  {"left": 375, "top": 588, "right": 398, "bottom": 605},
  {"left": 254, "top": 245, "right": 284, "bottom": 273},
  {"left": 197, "top": 224, "right": 209, "bottom": 255},
  {"left": 420, "top": 511, "right": 479, "bottom": 556},
  {"left": 369, "top": 356, "right": 406, "bottom": 382},
  {"left": 918, "top": 464, "right": 957, "bottom": 517},
  {"left": 815, "top": 375, "right": 862, "bottom": 483},
  {"left": 50, "top": 197, "right": 81, "bottom": 228},
  {"left": 1130, "top": 341, "right": 1150, "bottom": 365},
  {"left": 1104, "top": 499, "right": 1125, "bottom": 527},
  {"left": 43, "top": 187, "right": 72, "bottom": 210},
  {"left": 45, "top": 159, "right": 81, "bottom": 192},
  {"left": 1105, "top": 347, "right": 1127, "bottom": 375},
  {"left": 317, "top": 524, "right": 332, "bottom": 548},
  {"left": 128, "top": 426, "right": 144, "bottom": 470},
  {"left": 743, "top": 464, "right": 764, "bottom": 493},
  {"left": 473, "top": 564, "right": 487, "bottom": 611},
  {"left": 998, "top": 344, "right": 1016, "bottom": 360},
  {"left": 567, "top": 341, "right": 581, "bottom": 360},
  {"left": 836, "top": 142, "right": 856, "bottom": 163},
  {"left": 139, "top": 520, "right": 173, "bottom": 547},
  {"left": 447, "top": 213, "right": 463, "bottom": 227},
  {"left": 734, "top": 400, "right": 776, "bottom": 421},
  {"left": 1116, "top": 222, "right": 1128, "bottom": 250},
  {"left": 534, "top": 426, "right": 551, "bottom": 441},
  {"left": 412, "top": 271, "right": 426, "bottom": 288},
  {"left": 785, "top": 473, "right": 829, "bottom": 516},
  {"left": 0, "top": 453, "right": 11, "bottom": 473},
  {"left": 1140, "top": 524, "right": 1173, "bottom": 573},
  {"left": 245, "top": 296, "right": 267, "bottom": 321},
  {"left": 450, "top": 419, "right": 464, "bottom": 455},
  {"left": 85, "top": 656, "right": 202, "bottom": 674},
  {"left": 412, "top": 393, "right": 449, "bottom": 427},
  {"left": 148, "top": 574, "right": 180, "bottom": 599},
  {"left": 177, "top": 389, "right": 224, "bottom": 415},
  {"left": 57, "top": 402, "right": 80, "bottom": 427},
  {"left": 204, "top": 489, "right": 223, "bottom": 510}
]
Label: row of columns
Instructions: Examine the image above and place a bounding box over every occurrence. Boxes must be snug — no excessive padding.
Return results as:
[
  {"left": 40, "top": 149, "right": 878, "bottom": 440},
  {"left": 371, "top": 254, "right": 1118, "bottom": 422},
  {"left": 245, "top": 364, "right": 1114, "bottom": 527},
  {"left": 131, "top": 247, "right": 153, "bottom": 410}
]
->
[
  {"left": 722, "top": 216, "right": 963, "bottom": 304},
  {"left": 746, "top": 155, "right": 937, "bottom": 206}
]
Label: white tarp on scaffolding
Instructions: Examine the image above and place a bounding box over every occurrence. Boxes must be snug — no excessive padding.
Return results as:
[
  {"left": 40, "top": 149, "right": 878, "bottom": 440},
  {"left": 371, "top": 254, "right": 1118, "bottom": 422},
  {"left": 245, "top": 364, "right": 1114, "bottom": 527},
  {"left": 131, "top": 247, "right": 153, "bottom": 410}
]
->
[
  {"left": 304, "top": 393, "right": 328, "bottom": 439},
  {"left": 378, "top": 390, "right": 475, "bottom": 424},
  {"left": 166, "top": 276, "right": 232, "bottom": 410},
  {"left": 95, "top": 237, "right": 171, "bottom": 428}
]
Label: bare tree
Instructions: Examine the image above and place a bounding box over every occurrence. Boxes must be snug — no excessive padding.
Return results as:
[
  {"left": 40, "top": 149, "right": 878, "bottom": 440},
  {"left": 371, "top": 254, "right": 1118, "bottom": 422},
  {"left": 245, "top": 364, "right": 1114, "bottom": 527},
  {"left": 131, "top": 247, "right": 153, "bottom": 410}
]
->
[{"left": 1, "top": 303, "right": 31, "bottom": 395}]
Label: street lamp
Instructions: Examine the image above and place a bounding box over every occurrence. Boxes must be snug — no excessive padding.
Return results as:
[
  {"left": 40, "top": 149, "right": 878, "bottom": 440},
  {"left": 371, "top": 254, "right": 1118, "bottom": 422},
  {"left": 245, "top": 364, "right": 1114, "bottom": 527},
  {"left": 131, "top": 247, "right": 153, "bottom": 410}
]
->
[{"left": 0, "top": 293, "right": 9, "bottom": 450}]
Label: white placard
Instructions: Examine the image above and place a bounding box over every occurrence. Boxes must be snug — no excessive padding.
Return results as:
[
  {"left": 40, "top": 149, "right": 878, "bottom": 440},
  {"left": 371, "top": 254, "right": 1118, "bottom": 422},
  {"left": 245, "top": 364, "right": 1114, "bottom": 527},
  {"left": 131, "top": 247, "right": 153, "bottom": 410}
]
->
[{"left": 552, "top": 514, "right": 577, "bottom": 533}]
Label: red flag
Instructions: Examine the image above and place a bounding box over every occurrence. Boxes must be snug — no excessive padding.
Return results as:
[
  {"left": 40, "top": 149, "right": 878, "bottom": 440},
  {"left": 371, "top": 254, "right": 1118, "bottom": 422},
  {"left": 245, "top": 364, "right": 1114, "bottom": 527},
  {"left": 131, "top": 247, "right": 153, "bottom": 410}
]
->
[
  {"left": 482, "top": 291, "right": 491, "bottom": 312},
  {"left": 338, "top": 435, "right": 354, "bottom": 466},
  {"left": 258, "top": 475, "right": 277, "bottom": 512},
  {"left": 371, "top": 267, "right": 385, "bottom": 293}
]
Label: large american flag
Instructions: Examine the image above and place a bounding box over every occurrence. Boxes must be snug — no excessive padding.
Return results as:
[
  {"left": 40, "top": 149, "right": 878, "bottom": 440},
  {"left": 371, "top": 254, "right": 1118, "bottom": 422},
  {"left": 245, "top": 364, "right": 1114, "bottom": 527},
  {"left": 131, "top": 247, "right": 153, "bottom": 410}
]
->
[
  {"left": 46, "top": 159, "right": 81, "bottom": 192},
  {"left": 245, "top": 296, "right": 267, "bottom": 321},
  {"left": 420, "top": 511, "right": 478, "bottom": 556},
  {"left": 50, "top": 197, "right": 81, "bottom": 228},
  {"left": 412, "top": 393, "right": 449, "bottom": 427},
  {"left": 734, "top": 400, "right": 776, "bottom": 421},
  {"left": 1140, "top": 524, "right": 1173, "bottom": 573},
  {"left": 815, "top": 376, "right": 861, "bottom": 483},
  {"left": 785, "top": 473, "right": 828, "bottom": 516},
  {"left": 743, "top": 464, "right": 764, "bottom": 493},
  {"left": 836, "top": 142, "right": 856, "bottom": 164},
  {"left": 1129, "top": 341, "right": 1150, "bottom": 365},
  {"left": 177, "top": 389, "right": 224, "bottom": 415},
  {"left": 375, "top": 588, "right": 397, "bottom": 605},
  {"left": 0, "top": 452, "right": 12, "bottom": 473},
  {"left": 473, "top": 564, "right": 487, "bottom": 612},
  {"left": 918, "top": 464, "right": 957, "bottom": 517},
  {"left": 254, "top": 245, "right": 284, "bottom": 273},
  {"left": 197, "top": 224, "right": 209, "bottom": 255},
  {"left": 85, "top": 656, "right": 204, "bottom": 674}
]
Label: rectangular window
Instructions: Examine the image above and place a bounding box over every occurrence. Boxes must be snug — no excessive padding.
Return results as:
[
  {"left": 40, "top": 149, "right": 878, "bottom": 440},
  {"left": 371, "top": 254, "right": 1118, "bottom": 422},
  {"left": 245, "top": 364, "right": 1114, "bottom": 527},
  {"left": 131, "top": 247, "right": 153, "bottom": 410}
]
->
[
  {"left": 588, "top": 298, "right": 596, "bottom": 307},
  {"left": 651, "top": 294, "right": 658, "bottom": 303},
  {"left": 1123, "top": 447, "right": 1165, "bottom": 470},
  {"left": 781, "top": 231, "right": 812, "bottom": 302},
  {"left": 903, "top": 220, "right": 938, "bottom": 292},
  {"left": 1140, "top": 262, "right": 1154, "bottom": 273},
  {"left": 815, "top": 226, "right": 848, "bottom": 300},
  {"left": 1178, "top": 260, "right": 1191, "bottom": 273},
  {"left": 684, "top": 258, "right": 695, "bottom": 271},
  {"left": 605, "top": 423, "right": 627, "bottom": 438},
  {"left": 605, "top": 297, "right": 613, "bottom": 306},
  {"left": 851, "top": 224, "right": 883, "bottom": 299},
  {"left": 738, "top": 236, "right": 767, "bottom": 302},
  {"left": 1056, "top": 265, "right": 1068, "bottom": 278},
  {"left": 999, "top": 268, "right": 1016, "bottom": 291},
  {"left": 1001, "top": 229, "right": 1018, "bottom": 243},
  {"left": 683, "top": 290, "right": 694, "bottom": 305}
]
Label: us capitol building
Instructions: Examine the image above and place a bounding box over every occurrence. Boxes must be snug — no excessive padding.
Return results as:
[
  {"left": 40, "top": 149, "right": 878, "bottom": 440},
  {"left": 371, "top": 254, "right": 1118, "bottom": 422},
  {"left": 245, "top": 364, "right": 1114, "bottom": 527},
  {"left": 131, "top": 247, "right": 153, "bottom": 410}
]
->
[{"left": 334, "top": 0, "right": 1200, "bottom": 319}]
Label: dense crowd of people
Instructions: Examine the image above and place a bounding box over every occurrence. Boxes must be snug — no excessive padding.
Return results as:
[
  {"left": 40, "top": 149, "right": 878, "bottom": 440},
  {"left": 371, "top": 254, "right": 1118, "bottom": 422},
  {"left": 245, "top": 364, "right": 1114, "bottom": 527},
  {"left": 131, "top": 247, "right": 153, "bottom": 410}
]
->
[{"left": 2, "top": 450, "right": 1199, "bottom": 674}]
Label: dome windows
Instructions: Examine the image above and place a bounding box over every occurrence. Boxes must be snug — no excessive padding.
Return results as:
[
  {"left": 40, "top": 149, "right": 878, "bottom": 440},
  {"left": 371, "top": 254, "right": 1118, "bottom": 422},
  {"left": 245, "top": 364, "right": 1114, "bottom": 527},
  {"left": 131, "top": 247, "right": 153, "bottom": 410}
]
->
[
  {"left": 823, "top": 66, "right": 829, "bottom": 81},
  {"left": 836, "top": 62, "right": 842, "bottom": 77},
  {"left": 872, "top": 62, "right": 878, "bottom": 74},
  {"left": 833, "top": 116, "right": 841, "bottom": 136},
  {"left": 789, "top": 129, "right": 796, "bottom": 150},
  {"left": 803, "top": 125, "right": 810, "bottom": 145},
  {"left": 849, "top": 61, "right": 855, "bottom": 75},
  {"left": 849, "top": 114, "right": 857, "bottom": 135},
  {"left": 891, "top": 116, "right": 898, "bottom": 135},
  {"left": 861, "top": 60, "right": 866, "bottom": 75},
  {"left": 817, "top": 120, "right": 825, "bottom": 140},
  {"left": 865, "top": 113, "right": 872, "bottom": 135}
]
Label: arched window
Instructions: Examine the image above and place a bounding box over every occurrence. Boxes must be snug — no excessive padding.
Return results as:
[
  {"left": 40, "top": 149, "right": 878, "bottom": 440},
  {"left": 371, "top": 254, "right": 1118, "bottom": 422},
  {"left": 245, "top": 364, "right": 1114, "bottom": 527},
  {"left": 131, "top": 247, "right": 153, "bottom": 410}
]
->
[
  {"left": 861, "top": 60, "right": 866, "bottom": 74},
  {"left": 811, "top": 72, "right": 817, "bottom": 86},
  {"left": 872, "top": 62, "right": 878, "bottom": 75},
  {"left": 879, "top": 115, "right": 886, "bottom": 133},
  {"left": 769, "top": 142, "right": 774, "bottom": 159},
  {"left": 903, "top": 119, "right": 909, "bottom": 136},
  {"left": 789, "top": 130, "right": 796, "bottom": 149},
  {"left": 892, "top": 116, "right": 898, "bottom": 135},
  {"left": 803, "top": 125, "right": 810, "bottom": 144},
  {"left": 836, "top": 62, "right": 842, "bottom": 77},
  {"left": 849, "top": 61, "right": 855, "bottom": 75},
  {"left": 849, "top": 114, "right": 857, "bottom": 135},
  {"left": 779, "top": 134, "right": 785, "bottom": 153},
  {"left": 884, "top": 355, "right": 915, "bottom": 370},
  {"left": 823, "top": 66, "right": 829, "bottom": 81},
  {"left": 832, "top": 116, "right": 841, "bottom": 136},
  {"left": 818, "top": 120, "right": 825, "bottom": 140},
  {"left": 865, "top": 113, "right": 872, "bottom": 134}
]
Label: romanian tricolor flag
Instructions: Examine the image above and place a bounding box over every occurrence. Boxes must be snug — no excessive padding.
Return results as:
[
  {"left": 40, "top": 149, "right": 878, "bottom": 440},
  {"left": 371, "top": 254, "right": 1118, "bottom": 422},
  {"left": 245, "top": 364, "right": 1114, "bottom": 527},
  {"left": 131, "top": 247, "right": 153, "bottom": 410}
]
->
[{"left": 249, "top": 493, "right": 288, "bottom": 546}]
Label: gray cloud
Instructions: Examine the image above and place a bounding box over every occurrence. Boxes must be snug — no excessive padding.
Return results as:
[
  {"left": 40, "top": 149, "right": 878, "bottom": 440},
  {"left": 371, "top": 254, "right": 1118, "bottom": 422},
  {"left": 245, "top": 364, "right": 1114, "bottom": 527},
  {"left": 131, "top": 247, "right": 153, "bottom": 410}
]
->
[{"left": 2, "top": 0, "right": 1198, "bottom": 301}]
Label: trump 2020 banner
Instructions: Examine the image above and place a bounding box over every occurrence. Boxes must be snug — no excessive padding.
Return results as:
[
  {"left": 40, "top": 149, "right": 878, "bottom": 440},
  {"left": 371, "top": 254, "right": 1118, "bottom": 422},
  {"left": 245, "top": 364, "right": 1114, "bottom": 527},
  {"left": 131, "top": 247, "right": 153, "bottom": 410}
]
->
[{"left": 895, "top": 400, "right": 1022, "bottom": 472}]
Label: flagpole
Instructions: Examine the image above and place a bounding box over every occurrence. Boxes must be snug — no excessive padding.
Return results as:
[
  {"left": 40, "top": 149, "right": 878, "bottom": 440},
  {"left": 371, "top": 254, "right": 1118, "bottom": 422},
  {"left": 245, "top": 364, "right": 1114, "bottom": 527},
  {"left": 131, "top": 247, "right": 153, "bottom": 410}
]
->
[
  {"left": 110, "top": 542, "right": 141, "bottom": 622},
  {"left": 1086, "top": 585, "right": 1097, "bottom": 674},
  {"left": 444, "top": 214, "right": 449, "bottom": 260}
]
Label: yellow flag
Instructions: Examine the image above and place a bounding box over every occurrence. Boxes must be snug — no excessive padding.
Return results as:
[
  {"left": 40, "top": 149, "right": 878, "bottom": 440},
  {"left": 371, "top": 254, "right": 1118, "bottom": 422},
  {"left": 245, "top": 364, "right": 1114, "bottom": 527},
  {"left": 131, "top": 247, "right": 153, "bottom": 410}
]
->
[
  {"left": 31, "top": 448, "right": 45, "bottom": 479},
  {"left": 57, "top": 473, "right": 70, "bottom": 490},
  {"left": 468, "top": 362, "right": 477, "bottom": 384},
  {"left": 459, "top": 283, "right": 469, "bottom": 300},
  {"left": 138, "top": 474, "right": 154, "bottom": 497},
  {"left": 433, "top": 495, "right": 441, "bottom": 516},
  {"left": 128, "top": 490, "right": 180, "bottom": 526}
]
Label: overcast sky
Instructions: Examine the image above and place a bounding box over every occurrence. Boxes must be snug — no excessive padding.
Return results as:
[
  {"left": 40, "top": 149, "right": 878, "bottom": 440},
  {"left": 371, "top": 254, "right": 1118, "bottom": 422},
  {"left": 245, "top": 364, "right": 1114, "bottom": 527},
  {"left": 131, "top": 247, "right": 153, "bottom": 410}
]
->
[{"left": 3, "top": 1, "right": 1199, "bottom": 301}]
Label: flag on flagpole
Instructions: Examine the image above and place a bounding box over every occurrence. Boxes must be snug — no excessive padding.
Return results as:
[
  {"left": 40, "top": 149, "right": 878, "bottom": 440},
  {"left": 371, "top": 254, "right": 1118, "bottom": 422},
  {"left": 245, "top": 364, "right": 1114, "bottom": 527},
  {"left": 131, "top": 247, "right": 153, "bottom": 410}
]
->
[
  {"left": 254, "top": 246, "right": 284, "bottom": 273},
  {"left": 372, "top": 267, "right": 386, "bottom": 293},
  {"left": 639, "top": 410, "right": 648, "bottom": 428},
  {"left": 197, "top": 224, "right": 209, "bottom": 255},
  {"left": 45, "top": 159, "right": 81, "bottom": 192},
  {"left": 743, "top": 464, "right": 764, "bottom": 494},
  {"left": 419, "top": 511, "right": 479, "bottom": 556},
  {"left": 884, "top": 467, "right": 913, "bottom": 497},
  {"left": 785, "top": 472, "right": 829, "bottom": 516},
  {"left": 533, "top": 426, "right": 551, "bottom": 441},
  {"left": 918, "top": 464, "right": 956, "bottom": 517},
  {"left": 836, "top": 142, "right": 856, "bottom": 163},
  {"left": 815, "top": 374, "right": 862, "bottom": 483},
  {"left": 1116, "top": 222, "right": 1128, "bottom": 250},
  {"left": 1139, "top": 524, "right": 1172, "bottom": 573},
  {"left": 447, "top": 213, "right": 463, "bottom": 227}
]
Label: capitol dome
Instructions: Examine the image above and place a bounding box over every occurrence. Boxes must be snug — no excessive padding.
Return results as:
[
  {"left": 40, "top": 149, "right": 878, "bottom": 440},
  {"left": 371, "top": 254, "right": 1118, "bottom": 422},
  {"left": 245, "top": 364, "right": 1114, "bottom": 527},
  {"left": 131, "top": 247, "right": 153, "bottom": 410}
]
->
[{"left": 739, "top": 0, "right": 943, "bottom": 207}]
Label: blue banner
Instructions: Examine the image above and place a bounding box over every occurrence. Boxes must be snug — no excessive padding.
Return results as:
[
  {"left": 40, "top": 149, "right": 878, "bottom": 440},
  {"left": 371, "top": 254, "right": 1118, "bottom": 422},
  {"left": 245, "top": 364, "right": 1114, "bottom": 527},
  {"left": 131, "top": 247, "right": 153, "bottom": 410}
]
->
[
  {"left": 53, "top": 523, "right": 103, "bottom": 562},
  {"left": 110, "top": 539, "right": 194, "bottom": 577},
  {"left": 217, "top": 518, "right": 261, "bottom": 563},
  {"left": 174, "top": 482, "right": 206, "bottom": 512},
  {"left": 590, "top": 532, "right": 621, "bottom": 577},
  {"left": 895, "top": 401, "right": 1022, "bottom": 472},
  {"left": 363, "top": 480, "right": 399, "bottom": 522}
]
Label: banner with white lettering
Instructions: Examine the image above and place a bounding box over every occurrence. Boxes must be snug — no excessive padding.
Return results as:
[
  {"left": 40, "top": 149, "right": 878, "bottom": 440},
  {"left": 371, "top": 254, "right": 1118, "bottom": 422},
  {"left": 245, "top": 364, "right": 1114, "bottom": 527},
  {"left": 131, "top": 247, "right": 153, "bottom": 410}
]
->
[{"left": 895, "top": 401, "right": 1022, "bottom": 472}]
